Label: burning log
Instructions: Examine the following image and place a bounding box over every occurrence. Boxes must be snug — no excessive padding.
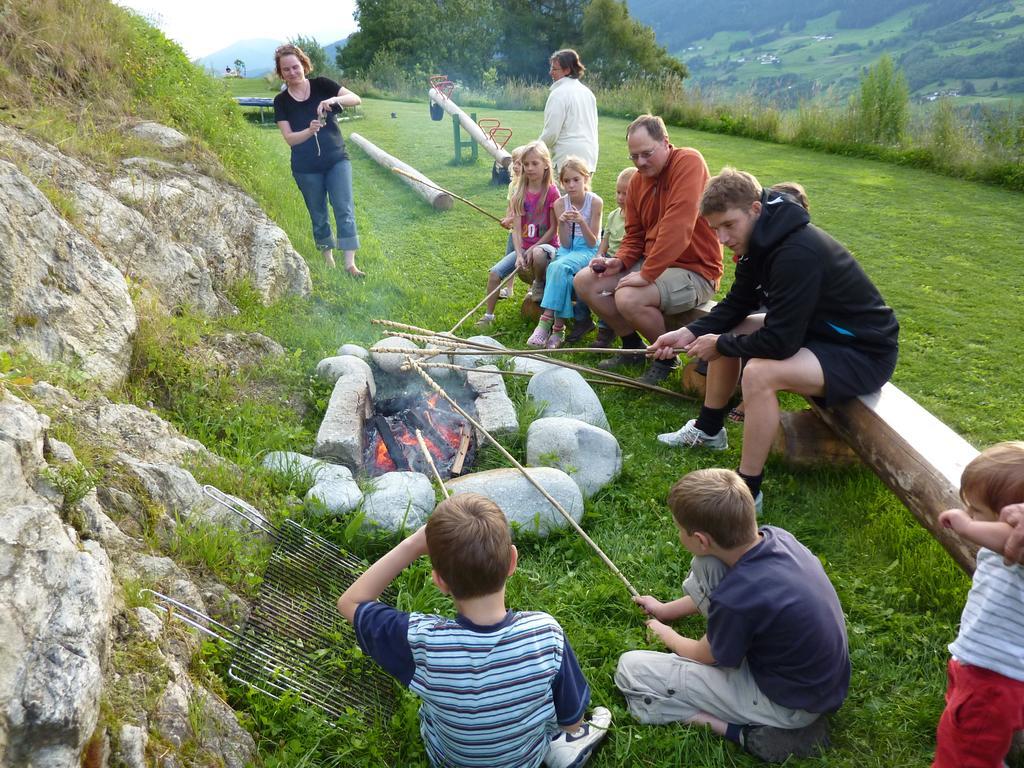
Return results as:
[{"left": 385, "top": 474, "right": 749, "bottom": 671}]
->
[{"left": 451, "top": 424, "right": 473, "bottom": 476}]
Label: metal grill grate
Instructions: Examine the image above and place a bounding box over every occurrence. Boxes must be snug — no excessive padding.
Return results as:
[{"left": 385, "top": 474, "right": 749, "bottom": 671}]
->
[{"left": 149, "top": 486, "right": 397, "bottom": 723}]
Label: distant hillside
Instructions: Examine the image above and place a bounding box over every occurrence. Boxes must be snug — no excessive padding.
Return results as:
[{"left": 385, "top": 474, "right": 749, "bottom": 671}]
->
[
  {"left": 324, "top": 37, "right": 348, "bottom": 64},
  {"left": 197, "top": 38, "right": 282, "bottom": 77},
  {"left": 627, "top": 0, "right": 1024, "bottom": 105}
]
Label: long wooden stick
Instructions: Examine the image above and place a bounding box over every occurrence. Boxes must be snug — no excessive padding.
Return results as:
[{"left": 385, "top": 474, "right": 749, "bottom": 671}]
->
[
  {"left": 415, "top": 429, "right": 450, "bottom": 499},
  {"left": 372, "top": 344, "right": 697, "bottom": 402},
  {"left": 450, "top": 271, "right": 517, "bottom": 334},
  {"left": 391, "top": 167, "right": 504, "bottom": 223},
  {"left": 406, "top": 357, "right": 640, "bottom": 598},
  {"left": 405, "top": 359, "right": 657, "bottom": 394}
]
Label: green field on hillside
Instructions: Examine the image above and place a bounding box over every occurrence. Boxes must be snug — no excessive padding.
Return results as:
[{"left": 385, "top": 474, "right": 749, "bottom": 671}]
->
[
  {"left": 679, "top": 0, "right": 1024, "bottom": 105},
  {"left": 178, "top": 96, "right": 1024, "bottom": 766}
]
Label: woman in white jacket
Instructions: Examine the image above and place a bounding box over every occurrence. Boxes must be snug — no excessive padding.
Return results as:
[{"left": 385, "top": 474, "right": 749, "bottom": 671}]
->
[{"left": 539, "top": 50, "right": 599, "bottom": 176}]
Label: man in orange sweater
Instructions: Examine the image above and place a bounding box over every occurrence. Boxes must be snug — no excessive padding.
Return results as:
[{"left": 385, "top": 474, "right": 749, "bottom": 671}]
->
[{"left": 574, "top": 115, "right": 723, "bottom": 384}]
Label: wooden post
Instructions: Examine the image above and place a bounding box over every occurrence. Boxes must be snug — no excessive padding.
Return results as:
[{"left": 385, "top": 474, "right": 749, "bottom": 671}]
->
[
  {"left": 428, "top": 88, "right": 512, "bottom": 168},
  {"left": 349, "top": 133, "right": 453, "bottom": 211}
]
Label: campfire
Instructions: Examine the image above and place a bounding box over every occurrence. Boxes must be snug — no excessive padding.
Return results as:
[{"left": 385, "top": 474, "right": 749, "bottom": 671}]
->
[{"left": 363, "top": 389, "right": 475, "bottom": 478}]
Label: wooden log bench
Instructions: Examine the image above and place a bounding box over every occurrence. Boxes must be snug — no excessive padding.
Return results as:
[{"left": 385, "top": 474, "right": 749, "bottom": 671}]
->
[{"left": 664, "top": 302, "right": 980, "bottom": 573}]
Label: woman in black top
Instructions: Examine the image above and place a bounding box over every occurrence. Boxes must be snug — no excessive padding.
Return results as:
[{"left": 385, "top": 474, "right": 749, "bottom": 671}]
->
[{"left": 273, "top": 44, "right": 364, "bottom": 276}]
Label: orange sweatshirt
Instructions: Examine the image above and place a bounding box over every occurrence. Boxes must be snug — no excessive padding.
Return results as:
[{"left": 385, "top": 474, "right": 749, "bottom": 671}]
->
[{"left": 616, "top": 145, "right": 723, "bottom": 286}]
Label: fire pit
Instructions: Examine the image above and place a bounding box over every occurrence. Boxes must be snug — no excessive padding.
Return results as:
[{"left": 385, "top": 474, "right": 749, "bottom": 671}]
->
[{"left": 364, "top": 390, "right": 475, "bottom": 478}]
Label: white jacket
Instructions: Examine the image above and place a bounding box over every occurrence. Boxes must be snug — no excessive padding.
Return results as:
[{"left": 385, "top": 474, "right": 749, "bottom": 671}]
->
[{"left": 539, "top": 77, "right": 599, "bottom": 174}]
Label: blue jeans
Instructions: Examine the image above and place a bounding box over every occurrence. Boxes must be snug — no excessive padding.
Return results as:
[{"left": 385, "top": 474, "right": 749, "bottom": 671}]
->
[{"left": 292, "top": 159, "right": 359, "bottom": 251}]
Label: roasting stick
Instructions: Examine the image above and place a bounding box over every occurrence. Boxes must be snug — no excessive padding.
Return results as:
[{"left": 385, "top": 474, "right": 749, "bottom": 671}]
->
[
  {"left": 404, "top": 356, "right": 641, "bottom": 599},
  {"left": 413, "top": 359, "right": 654, "bottom": 394},
  {"left": 449, "top": 272, "right": 517, "bottom": 335},
  {"left": 370, "top": 319, "right": 696, "bottom": 401},
  {"left": 372, "top": 344, "right": 697, "bottom": 402},
  {"left": 415, "top": 429, "right": 450, "bottom": 499},
  {"left": 391, "top": 167, "right": 504, "bottom": 224}
]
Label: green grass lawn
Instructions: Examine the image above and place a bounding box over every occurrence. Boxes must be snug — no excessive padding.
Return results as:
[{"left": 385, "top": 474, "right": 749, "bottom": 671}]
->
[{"left": 140, "top": 96, "right": 1024, "bottom": 766}]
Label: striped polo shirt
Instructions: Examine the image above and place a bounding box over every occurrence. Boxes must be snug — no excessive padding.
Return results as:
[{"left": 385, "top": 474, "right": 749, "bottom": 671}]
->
[
  {"left": 355, "top": 602, "right": 589, "bottom": 767},
  {"left": 949, "top": 547, "right": 1024, "bottom": 682}
]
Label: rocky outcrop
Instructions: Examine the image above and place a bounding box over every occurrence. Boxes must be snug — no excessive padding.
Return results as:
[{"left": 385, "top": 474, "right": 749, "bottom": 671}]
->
[
  {"left": 0, "top": 393, "right": 114, "bottom": 767},
  {"left": 0, "top": 159, "right": 137, "bottom": 387},
  {"left": 0, "top": 123, "right": 311, "bottom": 323}
]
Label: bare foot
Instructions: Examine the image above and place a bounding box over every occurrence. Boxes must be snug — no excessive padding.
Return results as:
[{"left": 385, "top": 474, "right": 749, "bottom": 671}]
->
[
  {"left": 321, "top": 248, "right": 336, "bottom": 268},
  {"left": 346, "top": 264, "right": 366, "bottom": 278}
]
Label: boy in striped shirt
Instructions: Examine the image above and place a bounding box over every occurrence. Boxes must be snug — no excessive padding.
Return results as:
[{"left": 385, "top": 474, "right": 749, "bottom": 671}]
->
[
  {"left": 338, "top": 493, "right": 610, "bottom": 768},
  {"left": 934, "top": 441, "right": 1024, "bottom": 768}
]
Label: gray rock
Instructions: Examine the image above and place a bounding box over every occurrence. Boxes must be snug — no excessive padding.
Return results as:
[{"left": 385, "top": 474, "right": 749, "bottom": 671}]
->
[
  {"left": 452, "top": 335, "right": 506, "bottom": 369},
  {"left": 0, "top": 504, "right": 113, "bottom": 767},
  {"left": 465, "top": 365, "right": 508, "bottom": 397},
  {"left": 134, "top": 606, "right": 165, "bottom": 643},
  {"left": 121, "top": 555, "right": 205, "bottom": 615},
  {"left": 44, "top": 436, "right": 76, "bottom": 465},
  {"left": 526, "top": 417, "right": 622, "bottom": 498},
  {"left": 444, "top": 467, "right": 584, "bottom": 536},
  {"left": 78, "top": 490, "right": 135, "bottom": 550},
  {"left": 0, "top": 159, "right": 136, "bottom": 386},
  {"left": 313, "top": 367, "right": 372, "bottom": 470},
  {"left": 511, "top": 356, "right": 558, "bottom": 375},
  {"left": 370, "top": 336, "right": 420, "bottom": 375},
  {"left": 262, "top": 451, "right": 353, "bottom": 485},
  {"left": 315, "top": 354, "right": 376, "bottom": 397},
  {"left": 337, "top": 343, "right": 369, "bottom": 360},
  {"left": 72, "top": 399, "right": 208, "bottom": 465},
  {"left": 117, "top": 723, "right": 148, "bottom": 768},
  {"left": 109, "top": 156, "right": 311, "bottom": 307},
  {"left": 527, "top": 367, "right": 609, "bottom": 430},
  {"left": 129, "top": 121, "right": 188, "bottom": 149},
  {"left": 305, "top": 478, "right": 363, "bottom": 516},
  {"left": 474, "top": 392, "right": 519, "bottom": 442},
  {"left": 119, "top": 455, "right": 202, "bottom": 516},
  {"left": 361, "top": 471, "right": 436, "bottom": 531},
  {"left": 0, "top": 393, "right": 50, "bottom": 509}
]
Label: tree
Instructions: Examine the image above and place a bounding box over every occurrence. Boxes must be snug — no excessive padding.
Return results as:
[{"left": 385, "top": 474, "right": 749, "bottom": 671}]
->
[
  {"left": 580, "top": 0, "right": 686, "bottom": 84},
  {"left": 233, "top": 59, "right": 245, "bottom": 77},
  {"left": 290, "top": 35, "right": 326, "bottom": 75},
  {"left": 852, "top": 54, "right": 909, "bottom": 145}
]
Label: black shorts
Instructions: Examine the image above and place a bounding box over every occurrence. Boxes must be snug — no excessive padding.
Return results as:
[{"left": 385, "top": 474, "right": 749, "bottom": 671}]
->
[{"left": 805, "top": 342, "right": 898, "bottom": 408}]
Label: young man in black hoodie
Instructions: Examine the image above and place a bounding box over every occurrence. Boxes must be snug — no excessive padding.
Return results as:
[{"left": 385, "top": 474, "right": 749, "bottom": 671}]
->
[{"left": 649, "top": 168, "right": 899, "bottom": 510}]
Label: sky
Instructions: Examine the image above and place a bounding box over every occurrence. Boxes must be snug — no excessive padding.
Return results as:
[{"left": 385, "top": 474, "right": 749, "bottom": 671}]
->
[{"left": 114, "top": 0, "right": 359, "bottom": 59}]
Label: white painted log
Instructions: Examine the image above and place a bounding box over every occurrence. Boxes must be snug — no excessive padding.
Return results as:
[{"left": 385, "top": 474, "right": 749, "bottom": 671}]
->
[
  {"left": 428, "top": 88, "right": 512, "bottom": 168},
  {"left": 349, "top": 132, "right": 453, "bottom": 211}
]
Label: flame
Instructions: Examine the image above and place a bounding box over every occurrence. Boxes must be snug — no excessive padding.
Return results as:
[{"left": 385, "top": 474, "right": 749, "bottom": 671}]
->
[{"left": 372, "top": 433, "right": 396, "bottom": 472}]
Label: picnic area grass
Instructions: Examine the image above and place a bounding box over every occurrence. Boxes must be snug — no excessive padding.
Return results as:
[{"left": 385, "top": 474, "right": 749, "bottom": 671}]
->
[{"left": 131, "top": 96, "right": 1024, "bottom": 767}]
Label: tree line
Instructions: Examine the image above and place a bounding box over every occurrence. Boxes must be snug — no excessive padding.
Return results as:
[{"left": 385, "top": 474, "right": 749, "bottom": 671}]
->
[{"left": 334, "top": 0, "right": 685, "bottom": 86}]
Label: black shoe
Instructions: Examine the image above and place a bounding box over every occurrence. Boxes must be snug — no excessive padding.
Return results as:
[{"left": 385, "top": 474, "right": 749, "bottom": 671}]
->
[
  {"left": 590, "top": 326, "right": 616, "bottom": 349},
  {"left": 741, "top": 718, "right": 830, "bottom": 763},
  {"left": 638, "top": 358, "right": 679, "bottom": 385},
  {"left": 564, "top": 317, "right": 596, "bottom": 345},
  {"left": 597, "top": 352, "right": 644, "bottom": 370},
  {"left": 695, "top": 358, "right": 708, "bottom": 376}
]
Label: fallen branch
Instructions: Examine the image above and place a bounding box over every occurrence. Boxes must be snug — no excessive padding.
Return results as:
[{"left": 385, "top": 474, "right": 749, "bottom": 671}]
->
[{"left": 406, "top": 357, "right": 640, "bottom": 599}]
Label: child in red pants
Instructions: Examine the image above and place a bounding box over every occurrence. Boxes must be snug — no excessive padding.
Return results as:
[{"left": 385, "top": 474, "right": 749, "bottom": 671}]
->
[{"left": 933, "top": 441, "right": 1024, "bottom": 768}]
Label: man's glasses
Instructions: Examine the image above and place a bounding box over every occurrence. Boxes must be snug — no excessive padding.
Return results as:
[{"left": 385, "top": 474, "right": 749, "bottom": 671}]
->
[{"left": 628, "top": 148, "right": 658, "bottom": 163}]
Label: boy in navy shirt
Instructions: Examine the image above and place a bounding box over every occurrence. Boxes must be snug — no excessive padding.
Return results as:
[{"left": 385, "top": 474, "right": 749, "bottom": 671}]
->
[
  {"left": 338, "top": 493, "right": 610, "bottom": 768},
  {"left": 615, "top": 468, "right": 849, "bottom": 762}
]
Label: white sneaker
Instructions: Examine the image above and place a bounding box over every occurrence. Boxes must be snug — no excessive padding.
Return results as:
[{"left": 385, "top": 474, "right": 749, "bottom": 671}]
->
[
  {"left": 544, "top": 706, "right": 611, "bottom": 768},
  {"left": 657, "top": 419, "right": 728, "bottom": 450}
]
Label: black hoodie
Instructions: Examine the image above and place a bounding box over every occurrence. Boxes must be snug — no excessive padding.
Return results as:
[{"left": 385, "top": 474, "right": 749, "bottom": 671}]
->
[{"left": 687, "top": 190, "right": 899, "bottom": 360}]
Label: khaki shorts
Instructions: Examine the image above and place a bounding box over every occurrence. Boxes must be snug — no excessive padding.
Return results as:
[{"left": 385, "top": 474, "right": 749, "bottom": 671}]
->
[{"left": 654, "top": 268, "right": 716, "bottom": 315}]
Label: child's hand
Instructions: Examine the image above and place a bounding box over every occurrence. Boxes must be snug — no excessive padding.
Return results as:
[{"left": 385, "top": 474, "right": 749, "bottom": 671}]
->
[
  {"left": 939, "top": 508, "right": 971, "bottom": 534},
  {"left": 633, "top": 595, "right": 665, "bottom": 619},
  {"left": 500, "top": 215, "right": 513, "bottom": 230},
  {"left": 645, "top": 618, "right": 673, "bottom": 646},
  {"left": 1001, "top": 503, "right": 1024, "bottom": 565},
  {"left": 560, "top": 209, "right": 582, "bottom": 223}
]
